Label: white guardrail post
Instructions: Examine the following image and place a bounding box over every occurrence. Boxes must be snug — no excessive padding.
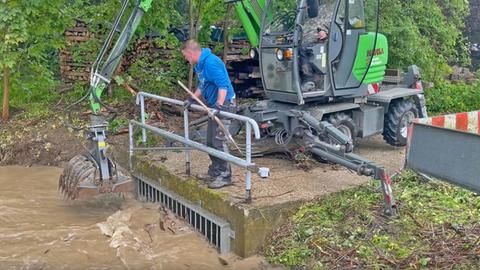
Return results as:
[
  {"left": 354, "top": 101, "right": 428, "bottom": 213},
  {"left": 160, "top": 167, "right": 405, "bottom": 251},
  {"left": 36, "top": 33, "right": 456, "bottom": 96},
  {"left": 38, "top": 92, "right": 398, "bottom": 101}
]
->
[{"left": 183, "top": 108, "right": 191, "bottom": 176}]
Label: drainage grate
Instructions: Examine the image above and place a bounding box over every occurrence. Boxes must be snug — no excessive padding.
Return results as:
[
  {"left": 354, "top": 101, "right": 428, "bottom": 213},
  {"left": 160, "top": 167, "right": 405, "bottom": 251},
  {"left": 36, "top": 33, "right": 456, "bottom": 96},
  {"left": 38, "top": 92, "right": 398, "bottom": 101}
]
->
[{"left": 134, "top": 174, "right": 232, "bottom": 253}]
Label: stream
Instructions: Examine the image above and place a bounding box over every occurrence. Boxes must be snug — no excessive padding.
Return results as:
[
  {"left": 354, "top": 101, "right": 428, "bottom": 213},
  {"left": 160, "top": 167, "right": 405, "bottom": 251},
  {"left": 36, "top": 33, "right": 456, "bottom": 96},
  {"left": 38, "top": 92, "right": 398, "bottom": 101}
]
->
[{"left": 0, "top": 166, "right": 275, "bottom": 270}]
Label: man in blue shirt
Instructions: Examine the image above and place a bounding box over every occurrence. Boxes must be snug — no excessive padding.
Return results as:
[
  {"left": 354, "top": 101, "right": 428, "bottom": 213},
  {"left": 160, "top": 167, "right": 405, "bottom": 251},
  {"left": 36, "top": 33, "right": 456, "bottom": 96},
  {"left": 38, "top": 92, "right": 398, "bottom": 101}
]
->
[{"left": 181, "top": 39, "right": 236, "bottom": 189}]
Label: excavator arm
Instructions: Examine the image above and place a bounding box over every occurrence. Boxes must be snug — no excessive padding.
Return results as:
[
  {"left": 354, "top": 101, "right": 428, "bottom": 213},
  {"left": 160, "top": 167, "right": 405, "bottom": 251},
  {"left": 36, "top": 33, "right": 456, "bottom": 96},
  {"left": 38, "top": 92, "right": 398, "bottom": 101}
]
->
[
  {"left": 59, "top": 0, "right": 153, "bottom": 199},
  {"left": 225, "top": 0, "right": 266, "bottom": 48},
  {"left": 90, "top": 0, "right": 153, "bottom": 113}
]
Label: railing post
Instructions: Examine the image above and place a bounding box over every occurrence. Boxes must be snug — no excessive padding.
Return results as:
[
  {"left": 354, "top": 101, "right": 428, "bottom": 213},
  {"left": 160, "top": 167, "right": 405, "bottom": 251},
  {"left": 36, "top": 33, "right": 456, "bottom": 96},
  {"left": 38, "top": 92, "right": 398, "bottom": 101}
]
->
[
  {"left": 128, "top": 122, "right": 133, "bottom": 171},
  {"left": 245, "top": 123, "right": 252, "bottom": 202},
  {"left": 184, "top": 108, "right": 191, "bottom": 176},
  {"left": 140, "top": 94, "right": 146, "bottom": 144}
]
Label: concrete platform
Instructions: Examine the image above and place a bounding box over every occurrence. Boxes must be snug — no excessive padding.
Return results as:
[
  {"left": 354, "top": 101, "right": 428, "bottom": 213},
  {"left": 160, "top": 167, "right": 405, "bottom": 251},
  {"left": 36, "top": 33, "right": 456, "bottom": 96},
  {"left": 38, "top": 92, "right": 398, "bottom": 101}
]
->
[{"left": 124, "top": 135, "right": 405, "bottom": 257}]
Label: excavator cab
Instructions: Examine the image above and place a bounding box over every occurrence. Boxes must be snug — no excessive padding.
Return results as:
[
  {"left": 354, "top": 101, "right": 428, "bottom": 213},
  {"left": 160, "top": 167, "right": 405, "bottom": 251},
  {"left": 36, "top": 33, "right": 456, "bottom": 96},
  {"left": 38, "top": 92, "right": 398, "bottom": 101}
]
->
[{"left": 259, "top": 0, "right": 388, "bottom": 104}]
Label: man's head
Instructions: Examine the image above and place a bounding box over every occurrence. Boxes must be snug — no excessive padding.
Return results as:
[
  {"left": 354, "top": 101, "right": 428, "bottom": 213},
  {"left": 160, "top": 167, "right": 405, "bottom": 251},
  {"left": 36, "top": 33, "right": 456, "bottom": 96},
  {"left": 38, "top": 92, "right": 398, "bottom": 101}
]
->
[{"left": 181, "top": 39, "right": 202, "bottom": 65}]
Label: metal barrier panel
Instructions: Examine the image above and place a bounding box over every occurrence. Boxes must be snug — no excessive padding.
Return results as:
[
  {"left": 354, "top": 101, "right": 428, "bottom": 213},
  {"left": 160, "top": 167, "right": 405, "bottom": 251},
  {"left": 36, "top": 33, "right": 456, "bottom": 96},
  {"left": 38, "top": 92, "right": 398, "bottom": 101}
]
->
[{"left": 406, "top": 122, "right": 480, "bottom": 193}]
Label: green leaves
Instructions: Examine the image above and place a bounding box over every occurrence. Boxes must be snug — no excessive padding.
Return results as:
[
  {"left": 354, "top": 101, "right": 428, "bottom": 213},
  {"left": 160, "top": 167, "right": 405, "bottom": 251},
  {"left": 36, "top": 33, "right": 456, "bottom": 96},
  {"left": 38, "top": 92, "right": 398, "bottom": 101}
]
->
[
  {"left": 0, "top": 0, "right": 71, "bottom": 111},
  {"left": 425, "top": 81, "right": 480, "bottom": 115},
  {"left": 0, "top": 4, "right": 28, "bottom": 68},
  {"left": 379, "top": 0, "right": 470, "bottom": 81}
]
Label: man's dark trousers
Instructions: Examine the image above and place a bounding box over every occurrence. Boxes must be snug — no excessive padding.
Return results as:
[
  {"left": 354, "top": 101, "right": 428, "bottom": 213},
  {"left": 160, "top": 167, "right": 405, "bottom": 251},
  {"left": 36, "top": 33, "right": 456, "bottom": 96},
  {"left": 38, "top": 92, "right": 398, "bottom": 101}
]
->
[{"left": 206, "top": 101, "right": 233, "bottom": 179}]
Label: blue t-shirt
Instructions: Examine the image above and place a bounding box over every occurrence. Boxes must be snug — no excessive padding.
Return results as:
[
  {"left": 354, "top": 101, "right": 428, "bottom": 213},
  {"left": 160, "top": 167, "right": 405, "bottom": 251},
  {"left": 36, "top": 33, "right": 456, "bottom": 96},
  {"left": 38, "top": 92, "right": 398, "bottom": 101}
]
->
[{"left": 194, "top": 48, "right": 235, "bottom": 107}]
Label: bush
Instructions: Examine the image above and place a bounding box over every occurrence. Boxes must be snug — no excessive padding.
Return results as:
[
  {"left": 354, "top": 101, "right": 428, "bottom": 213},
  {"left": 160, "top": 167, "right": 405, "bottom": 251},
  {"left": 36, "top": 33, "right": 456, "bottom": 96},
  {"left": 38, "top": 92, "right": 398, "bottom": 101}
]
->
[
  {"left": 379, "top": 0, "right": 470, "bottom": 81},
  {"left": 425, "top": 81, "right": 480, "bottom": 115}
]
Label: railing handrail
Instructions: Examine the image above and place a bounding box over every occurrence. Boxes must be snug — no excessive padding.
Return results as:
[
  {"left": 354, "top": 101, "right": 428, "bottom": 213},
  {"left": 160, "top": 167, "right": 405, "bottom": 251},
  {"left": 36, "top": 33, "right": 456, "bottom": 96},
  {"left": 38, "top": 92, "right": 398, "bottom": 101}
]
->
[
  {"left": 129, "top": 120, "right": 257, "bottom": 170},
  {"left": 135, "top": 91, "right": 261, "bottom": 139}
]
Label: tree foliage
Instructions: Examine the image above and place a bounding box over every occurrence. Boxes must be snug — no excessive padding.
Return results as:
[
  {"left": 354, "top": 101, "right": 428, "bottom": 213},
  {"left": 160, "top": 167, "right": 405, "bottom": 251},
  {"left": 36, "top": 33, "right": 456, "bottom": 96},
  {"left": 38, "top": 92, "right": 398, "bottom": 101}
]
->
[
  {"left": 379, "top": 0, "right": 470, "bottom": 81},
  {"left": 0, "top": 0, "right": 474, "bottom": 117},
  {"left": 0, "top": 0, "right": 71, "bottom": 119}
]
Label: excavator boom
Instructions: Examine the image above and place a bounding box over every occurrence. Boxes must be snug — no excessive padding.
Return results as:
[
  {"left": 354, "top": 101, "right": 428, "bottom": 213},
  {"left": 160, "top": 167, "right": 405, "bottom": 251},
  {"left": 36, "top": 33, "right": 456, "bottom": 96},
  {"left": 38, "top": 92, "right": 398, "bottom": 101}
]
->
[{"left": 59, "top": 0, "right": 153, "bottom": 200}]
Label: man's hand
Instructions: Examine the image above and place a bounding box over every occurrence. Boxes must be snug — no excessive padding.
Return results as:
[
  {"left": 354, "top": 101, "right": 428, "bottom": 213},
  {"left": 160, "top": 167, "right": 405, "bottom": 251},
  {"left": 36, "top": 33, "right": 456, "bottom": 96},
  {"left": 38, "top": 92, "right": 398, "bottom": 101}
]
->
[
  {"left": 183, "top": 97, "right": 195, "bottom": 109},
  {"left": 317, "top": 29, "right": 328, "bottom": 41},
  {"left": 208, "top": 103, "right": 224, "bottom": 119}
]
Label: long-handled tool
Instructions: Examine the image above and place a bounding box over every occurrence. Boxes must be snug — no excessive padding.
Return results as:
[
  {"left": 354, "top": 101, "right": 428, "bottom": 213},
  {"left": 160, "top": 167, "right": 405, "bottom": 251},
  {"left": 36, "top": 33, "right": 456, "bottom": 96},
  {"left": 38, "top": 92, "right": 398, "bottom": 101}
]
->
[{"left": 177, "top": 80, "right": 243, "bottom": 155}]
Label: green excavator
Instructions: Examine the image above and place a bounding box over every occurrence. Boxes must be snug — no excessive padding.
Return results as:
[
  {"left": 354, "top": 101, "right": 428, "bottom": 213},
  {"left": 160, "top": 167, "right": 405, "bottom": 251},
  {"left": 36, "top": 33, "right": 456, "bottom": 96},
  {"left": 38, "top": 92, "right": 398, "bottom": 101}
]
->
[{"left": 60, "top": 0, "right": 427, "bottom": 215}]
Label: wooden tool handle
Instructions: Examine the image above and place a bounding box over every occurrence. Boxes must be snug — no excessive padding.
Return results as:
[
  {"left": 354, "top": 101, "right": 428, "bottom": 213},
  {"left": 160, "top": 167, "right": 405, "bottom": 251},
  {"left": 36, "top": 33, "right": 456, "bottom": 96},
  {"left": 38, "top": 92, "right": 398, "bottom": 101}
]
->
[{"left": 177, "top": 81, "right": 243, "bottom": 155}]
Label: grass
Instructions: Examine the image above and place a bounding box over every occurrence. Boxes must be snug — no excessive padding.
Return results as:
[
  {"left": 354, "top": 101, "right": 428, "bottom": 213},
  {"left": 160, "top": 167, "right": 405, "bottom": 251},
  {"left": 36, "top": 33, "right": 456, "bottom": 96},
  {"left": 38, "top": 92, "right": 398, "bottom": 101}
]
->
[{"left": 265, "top": 171, "right": 480, "bottom": 269}]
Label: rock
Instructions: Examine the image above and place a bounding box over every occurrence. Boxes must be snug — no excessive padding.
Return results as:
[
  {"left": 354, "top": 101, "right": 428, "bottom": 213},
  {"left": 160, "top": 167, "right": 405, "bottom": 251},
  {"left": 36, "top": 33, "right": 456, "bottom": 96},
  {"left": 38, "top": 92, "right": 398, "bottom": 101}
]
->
[
  {"left": 218, "top": 256, "right": 229, "bottom": 266},
  {"left": 447, "top": 66, "right": 477, "bottom": 84}
]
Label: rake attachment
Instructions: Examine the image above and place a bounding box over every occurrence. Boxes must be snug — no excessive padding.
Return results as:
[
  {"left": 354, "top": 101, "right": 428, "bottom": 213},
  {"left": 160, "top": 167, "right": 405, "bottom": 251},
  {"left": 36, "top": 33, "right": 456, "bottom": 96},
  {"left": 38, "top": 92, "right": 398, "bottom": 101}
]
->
[{"left": 58, "top": 153, "right": 133, "bottom": 200}]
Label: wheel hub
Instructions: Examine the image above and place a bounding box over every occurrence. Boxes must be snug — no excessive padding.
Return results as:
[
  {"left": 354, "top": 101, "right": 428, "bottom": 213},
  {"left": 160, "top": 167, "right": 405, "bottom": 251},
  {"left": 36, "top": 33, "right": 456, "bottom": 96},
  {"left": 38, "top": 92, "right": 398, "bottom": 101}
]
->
[{"left": 400, "top": 111, "right": 416, "bottom": 139}]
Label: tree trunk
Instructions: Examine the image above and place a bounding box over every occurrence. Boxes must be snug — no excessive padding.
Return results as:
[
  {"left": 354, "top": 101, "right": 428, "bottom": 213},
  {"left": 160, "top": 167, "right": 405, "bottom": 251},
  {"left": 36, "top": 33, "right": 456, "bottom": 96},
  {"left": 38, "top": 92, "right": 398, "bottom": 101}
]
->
[
  {"left": 2, "top": 66, "right": 9, "bottom": 122},
  {"left": 187, "top": 0, "right": 195, "bottom": 91},
  {"left": 222, "top": 5, "right": 233, "bottom": 64}
]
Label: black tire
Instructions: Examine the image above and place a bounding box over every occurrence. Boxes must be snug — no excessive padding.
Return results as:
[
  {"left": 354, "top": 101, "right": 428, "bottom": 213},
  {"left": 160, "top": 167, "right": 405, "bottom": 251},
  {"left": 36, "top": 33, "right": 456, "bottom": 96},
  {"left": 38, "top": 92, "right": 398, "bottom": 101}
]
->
[
  {"left": 383, "top": 99, "right": 418, "bottom": 147},
  {"left": 327, "top": 112, "right": 357, "bottom": 152},
  {"left": 328, "top": 112, "right": 357, "bottom": 139},
  {"left": 307, "top": 0, "right": 319, "bottom": 18}
]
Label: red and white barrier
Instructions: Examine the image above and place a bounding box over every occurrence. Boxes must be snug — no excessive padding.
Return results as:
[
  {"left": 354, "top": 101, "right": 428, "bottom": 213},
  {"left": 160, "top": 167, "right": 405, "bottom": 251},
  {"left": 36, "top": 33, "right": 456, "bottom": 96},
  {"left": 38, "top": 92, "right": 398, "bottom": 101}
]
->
[{"left": 415, "top": 111, "right": 480, "bottom": 134}]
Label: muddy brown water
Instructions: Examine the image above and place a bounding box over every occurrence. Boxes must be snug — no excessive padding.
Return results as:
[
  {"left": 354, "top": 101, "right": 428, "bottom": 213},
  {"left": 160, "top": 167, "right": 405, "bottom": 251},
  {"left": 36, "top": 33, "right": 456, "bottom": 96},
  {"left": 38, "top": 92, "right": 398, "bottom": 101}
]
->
[{"left": 0, "top": 166, "right": 277, "bottom": 270}]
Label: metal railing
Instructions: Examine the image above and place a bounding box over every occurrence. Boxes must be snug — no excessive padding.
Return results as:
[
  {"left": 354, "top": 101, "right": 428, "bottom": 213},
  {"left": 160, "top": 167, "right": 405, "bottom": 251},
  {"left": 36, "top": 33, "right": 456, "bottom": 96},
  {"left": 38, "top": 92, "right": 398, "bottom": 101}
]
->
[{"left": 129, "top": 92, "right": 261, "bottom": 201}]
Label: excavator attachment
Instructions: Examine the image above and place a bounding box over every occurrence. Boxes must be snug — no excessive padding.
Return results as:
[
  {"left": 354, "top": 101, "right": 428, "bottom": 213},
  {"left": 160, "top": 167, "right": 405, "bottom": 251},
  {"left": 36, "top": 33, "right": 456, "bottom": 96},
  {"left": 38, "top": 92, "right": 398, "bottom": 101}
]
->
[
  {"left": 59, "top": 154, "right": 134, "bottom": 200},
  {"left": 58, "top": 0, "right": 150, "bottom": 200}
]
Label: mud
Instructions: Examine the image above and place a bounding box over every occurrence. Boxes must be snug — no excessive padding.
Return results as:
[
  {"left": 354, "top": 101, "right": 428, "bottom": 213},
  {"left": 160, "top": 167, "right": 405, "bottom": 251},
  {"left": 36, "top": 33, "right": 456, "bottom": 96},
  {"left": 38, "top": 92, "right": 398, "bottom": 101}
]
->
[
  {"left": 0, "top": 166, "right": 279, "bottom": 269},
  {"left": 0, "top": 117, "right": 84, "bottom": 166}
]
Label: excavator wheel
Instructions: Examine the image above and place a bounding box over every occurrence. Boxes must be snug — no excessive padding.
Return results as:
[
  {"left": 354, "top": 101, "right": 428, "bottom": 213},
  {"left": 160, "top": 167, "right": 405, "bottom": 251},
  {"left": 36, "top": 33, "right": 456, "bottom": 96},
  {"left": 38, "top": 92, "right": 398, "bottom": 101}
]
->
[
  {"left": 327, "top": 112, "right": 357, "bottom": 147},
  {"left": 58, "top": 154, "right": 134, "bottom": 200},
  {"left": 383, "top": 99, "right": 418, "bottom": 146}
]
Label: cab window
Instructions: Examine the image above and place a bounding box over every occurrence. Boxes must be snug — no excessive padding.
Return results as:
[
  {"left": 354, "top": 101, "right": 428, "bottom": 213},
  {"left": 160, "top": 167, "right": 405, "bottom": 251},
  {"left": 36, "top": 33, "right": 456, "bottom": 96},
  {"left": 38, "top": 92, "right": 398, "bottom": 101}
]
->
[{"left": 347, "top": 0, "right": 365, "bottom": 29}]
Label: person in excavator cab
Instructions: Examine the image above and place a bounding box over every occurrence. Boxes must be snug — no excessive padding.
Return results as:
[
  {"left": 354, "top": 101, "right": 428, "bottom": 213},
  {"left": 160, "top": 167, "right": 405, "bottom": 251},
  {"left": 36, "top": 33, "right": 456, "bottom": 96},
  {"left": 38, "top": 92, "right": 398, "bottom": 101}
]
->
[{"left": 300, "top": 0, "right": 333, "bottom": 92}]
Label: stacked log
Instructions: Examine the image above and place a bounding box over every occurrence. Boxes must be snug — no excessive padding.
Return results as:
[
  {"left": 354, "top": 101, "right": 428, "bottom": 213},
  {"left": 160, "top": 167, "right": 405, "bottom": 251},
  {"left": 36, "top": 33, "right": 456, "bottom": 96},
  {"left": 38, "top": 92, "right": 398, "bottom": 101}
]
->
[
  {"left": 60, "top": 21, "right": 177, "bottom": 85},
  {"left": 122, "top": 39, "right": 176, "bottom": 70},
  {"left": 224, "top": 38, "right": 264, "bottom": 98},
  {"left": 59, "top": 21, "right": 262, "bottom": 98},
  {"left": 224, "top": 39, "right": 250, "bottom": 62},
  {"left": 60, "top": 20, "right": 92, "bottom": 84}
]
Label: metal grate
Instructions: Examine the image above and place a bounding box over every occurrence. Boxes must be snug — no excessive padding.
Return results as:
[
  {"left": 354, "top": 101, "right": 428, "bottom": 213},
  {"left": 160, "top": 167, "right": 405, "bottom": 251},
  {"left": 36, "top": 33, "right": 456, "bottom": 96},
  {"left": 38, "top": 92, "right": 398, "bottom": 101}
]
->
[{"left": 134, "top": 174, "right": 232, "bottom": 253}]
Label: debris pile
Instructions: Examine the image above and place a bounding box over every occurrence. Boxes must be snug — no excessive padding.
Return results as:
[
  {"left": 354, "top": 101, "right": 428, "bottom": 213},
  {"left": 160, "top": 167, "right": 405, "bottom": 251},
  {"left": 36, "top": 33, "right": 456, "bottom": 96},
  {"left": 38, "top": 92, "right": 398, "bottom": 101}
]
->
[{"left": 97, "top": 203, "right": 189, "bottom": 269}]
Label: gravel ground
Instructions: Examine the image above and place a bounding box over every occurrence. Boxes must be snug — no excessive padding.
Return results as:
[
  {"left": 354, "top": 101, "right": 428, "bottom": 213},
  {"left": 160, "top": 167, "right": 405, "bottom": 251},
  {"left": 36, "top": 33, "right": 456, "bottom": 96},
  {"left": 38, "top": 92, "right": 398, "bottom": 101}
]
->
[{"left": 148, "top": 135, "right": 405, "bottom": 207}]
